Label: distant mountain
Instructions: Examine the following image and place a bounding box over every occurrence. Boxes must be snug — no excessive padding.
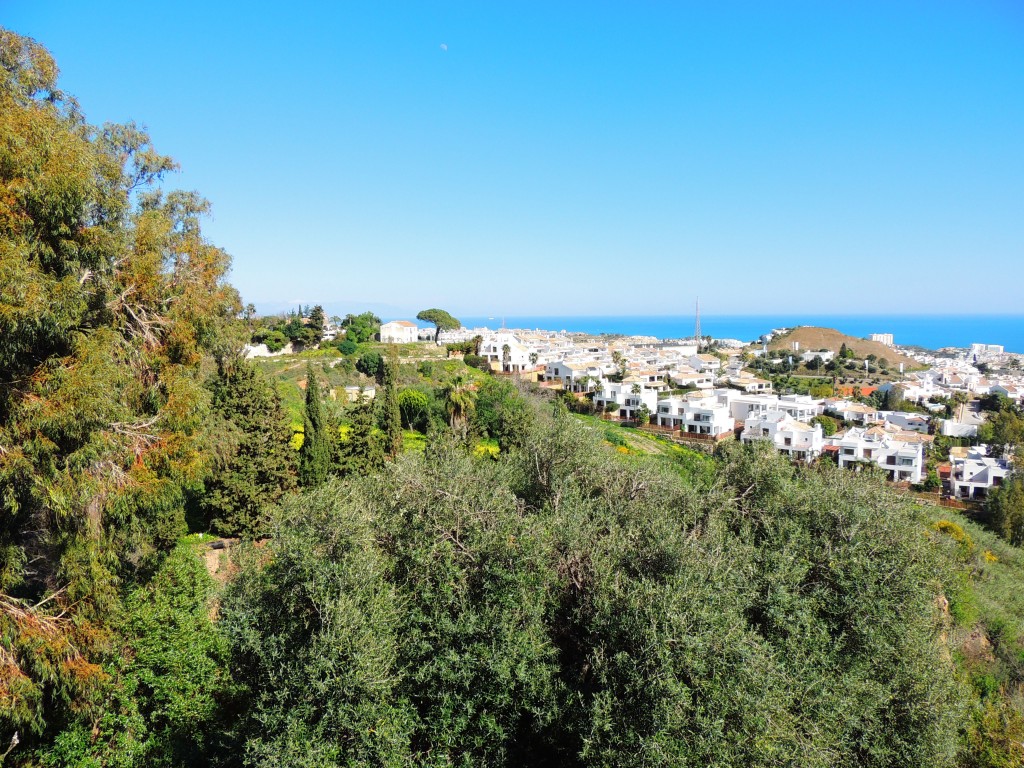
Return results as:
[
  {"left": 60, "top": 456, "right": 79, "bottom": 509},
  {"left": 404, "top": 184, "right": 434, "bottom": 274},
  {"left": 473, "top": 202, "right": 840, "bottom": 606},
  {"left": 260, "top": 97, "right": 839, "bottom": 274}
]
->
[{"left": 254, "top": 299, "right": 415, "bottom": 320}]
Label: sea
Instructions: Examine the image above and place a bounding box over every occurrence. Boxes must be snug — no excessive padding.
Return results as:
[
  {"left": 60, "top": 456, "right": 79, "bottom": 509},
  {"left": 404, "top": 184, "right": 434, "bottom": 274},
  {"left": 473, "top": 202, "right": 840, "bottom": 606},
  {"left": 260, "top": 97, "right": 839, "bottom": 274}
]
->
[{"left": 452, "top": 315, "right": 1024, "bottom": 354}]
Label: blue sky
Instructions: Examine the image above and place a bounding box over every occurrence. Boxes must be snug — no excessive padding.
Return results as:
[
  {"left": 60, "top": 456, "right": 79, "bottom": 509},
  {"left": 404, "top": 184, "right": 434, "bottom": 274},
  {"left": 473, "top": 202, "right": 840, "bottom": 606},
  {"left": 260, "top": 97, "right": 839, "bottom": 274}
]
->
[{"left": 7, "top": 1, "right": 1024, "bottom": 317}]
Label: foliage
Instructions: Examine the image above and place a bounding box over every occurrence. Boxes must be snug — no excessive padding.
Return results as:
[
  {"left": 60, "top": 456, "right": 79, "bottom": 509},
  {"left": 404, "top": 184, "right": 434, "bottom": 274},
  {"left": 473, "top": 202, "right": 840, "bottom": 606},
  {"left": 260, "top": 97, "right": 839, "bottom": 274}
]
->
[
  {"left": 306, "top": 304, "right": 325, "bottom": 338},
  {"left": 200, "top": 358, "right": 297, "bottom": 537},
  {"left": 219, "top": 488, "right": 414, "bottom": 766},
  {"left": 978, "top": 409, "right": 1024, "bottom": 458},
  {"left": 987, "top": 476, "right": 1024, "bottom": 546},
  {"left": 472, "top": 378, "right": 532, "bottom": 453},
  {"left": 810, "top": 414, "right": 838, "bottom": 436},
  {"left": 336, "top": 400, "right": 385, "bottom": 477},
  {"left": 356, "top": 350, "right": 384, "bottom": 383},
  {"left": 808, "top": 382, "right": 834, "bottom": 398},
  {"left": 634, "top": 402, "right": 651, "bottom": 424},
  {"left": 337, "top": 338, "right": 358, "bottom": 356},
  {"left": 340, "top": 311, "right": 380, "bottom": 343},
  {"left": 440, "top": 374, "right": 477, "bottom": 437},
  {"left": 380, "top": 346, "right": 403, "bottom": 458},
  {"left": 45, "top": 543, "right": 230, "bottom": 767},
  {"left": 464, "top": 353, "right": 492, "bottom": 372},
  {"left": 416, "top": 307, "right": 460, "bottom": 343},
  {"left": 217, "top": 407, "right": 968, "bottom": 766},
  {"left": 0, "top": 29, "right": 240, "bottom": 753},
  {"left": 298, "top": 365, "right": 332, "bottom": 487},
  {"left": 397, "top": 388, "right": 432, "bottom": 432}
]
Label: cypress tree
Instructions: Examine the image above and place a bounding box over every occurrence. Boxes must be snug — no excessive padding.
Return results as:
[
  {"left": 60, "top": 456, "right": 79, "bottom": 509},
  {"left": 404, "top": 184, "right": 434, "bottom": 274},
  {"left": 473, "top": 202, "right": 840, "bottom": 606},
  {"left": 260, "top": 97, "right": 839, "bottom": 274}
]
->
[
  {"left": 203, "top": 358, "right": 298, "bottom": 537},
  {"left": 382, "top": 345, "right": 403, "bottom": 458},
  {"left": 339, "top": 400, "right": 385, "bottom": 476},
  {"left": 299, "top": 364, "right": 332, "bottom": 486}
]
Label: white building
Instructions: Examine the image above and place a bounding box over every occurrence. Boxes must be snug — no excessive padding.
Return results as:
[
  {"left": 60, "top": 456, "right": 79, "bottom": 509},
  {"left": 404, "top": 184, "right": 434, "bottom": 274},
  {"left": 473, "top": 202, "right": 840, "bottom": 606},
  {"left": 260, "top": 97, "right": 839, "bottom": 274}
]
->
[
  {"left": 727, "top": 392, "right": 823, "bottom": 424},
  {"left": 991, "top": 383, "right": 1024, "bottom": 404},
  {"left": 949, "top": 447, "right": 1012, "bottom": 500},
  {"left": 655, "top": 391, "right": 735, "bottom": 437},
  {"left": 595, "top": 382, "right": 659, "bottom": 421},
  {"left": 826, "top": 427, "right": 924, "bottom": 483},
  {"left": 670, "top": 369, "right": 716, "bottom": 390},
  {"left": 479, "top": 331, "right": 534, "bottom": 373},
  {"left": 971, "top": 343, "right": 1004, "bottom": 357},
  {"left": 688, "top": 354, "right": 723, "bottom": 374},
  {"left": 800, "top": 349, "right": 835, "bottom": 364},
  {"left": 380, "top": 320, "right": 419, "bottom": 344},
  {"left": 869, "top": 333, "right": 894, "bottom": 347},
  {"left": 826, "top": 400, "right": 882, "bottom": 425},
  {"left": 880, "top": 411, "right": 931, "bottom": 434},
  {"left": 728, "top": 375, "right": 773, "bottom": 395},
  {"left": 741, "top": 410, "right": 824, "bottom": 461},
  {"left": 545, "top": 359, "right": 608, "bottom": 390}
]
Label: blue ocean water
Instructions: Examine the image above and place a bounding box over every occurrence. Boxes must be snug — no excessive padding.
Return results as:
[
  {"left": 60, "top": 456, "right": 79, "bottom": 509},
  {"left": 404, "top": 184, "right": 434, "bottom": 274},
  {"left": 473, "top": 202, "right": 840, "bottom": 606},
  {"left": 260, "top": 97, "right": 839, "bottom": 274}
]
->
[{"left": 453, "top": 315, "right": 1024, "bottom": 354}]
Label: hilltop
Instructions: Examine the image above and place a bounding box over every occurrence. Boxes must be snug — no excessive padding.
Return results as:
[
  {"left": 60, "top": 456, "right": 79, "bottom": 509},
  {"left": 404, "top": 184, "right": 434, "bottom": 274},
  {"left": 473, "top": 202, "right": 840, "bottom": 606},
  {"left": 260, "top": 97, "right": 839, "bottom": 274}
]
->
[{"left": 768, "top": 326, "right": 920, "bottom": 369}]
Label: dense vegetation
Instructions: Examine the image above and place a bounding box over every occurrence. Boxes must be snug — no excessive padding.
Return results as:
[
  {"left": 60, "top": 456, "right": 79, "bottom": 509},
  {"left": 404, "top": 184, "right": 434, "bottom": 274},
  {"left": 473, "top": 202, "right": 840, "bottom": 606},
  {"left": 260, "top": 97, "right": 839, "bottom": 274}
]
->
[{"left": 2, "top": 28, "right": 1024, "bottom": 767}]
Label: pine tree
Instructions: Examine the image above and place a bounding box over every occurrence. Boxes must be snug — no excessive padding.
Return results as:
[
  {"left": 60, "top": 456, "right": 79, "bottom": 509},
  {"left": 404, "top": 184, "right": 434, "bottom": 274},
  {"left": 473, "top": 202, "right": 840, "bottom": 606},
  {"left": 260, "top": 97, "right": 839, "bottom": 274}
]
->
[
  {"left": 203, "top": 358, "right": 298, "bottom": 536},
  {"left": 299, "top": 364, "right": 333, "bottom": 487},
  {"left": 308, "top": 304, "right": 326, "bottom": 337}
]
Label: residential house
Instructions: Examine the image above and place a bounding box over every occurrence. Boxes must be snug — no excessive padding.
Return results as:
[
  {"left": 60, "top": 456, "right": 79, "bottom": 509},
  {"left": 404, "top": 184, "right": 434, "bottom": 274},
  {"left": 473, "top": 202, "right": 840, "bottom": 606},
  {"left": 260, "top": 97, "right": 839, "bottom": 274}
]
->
[
  {"left": 826, "top": 426, "right": 924, "bottom": 483},
  {"left": 880, "top": 411, "right": 931, "bottom": 434},
  {"left": 741, "top": 410, "right": 824, "bottom": 461},
  {"left": 380, "top": 320, "right": 419, "bottom": 344},
  {"left": 991, "top": 383, "right": 1024, "bottom": 405},
  {"left": 656, "top": 391, "right": 735, "bottom": 437},
  {"left": 688, "top": 354, "right": 722, "bottom": 374},
  {"left": 949, "top": 447, "right": 1012, "bottom": 500},
  {"left": 480, "top": 331, "right": 534, "bottom": 373},
  {"left": 729, "top": 375, "right": 773, "bottom": 395},
  {"left": 826, "top": 400, "right": 882, "bottom": 425},
  {"left": 595, "top": 381, "right": 659, "bottom": 421},
  {"left": 670, "top": 368, "right": 716, "bottom": 390}
]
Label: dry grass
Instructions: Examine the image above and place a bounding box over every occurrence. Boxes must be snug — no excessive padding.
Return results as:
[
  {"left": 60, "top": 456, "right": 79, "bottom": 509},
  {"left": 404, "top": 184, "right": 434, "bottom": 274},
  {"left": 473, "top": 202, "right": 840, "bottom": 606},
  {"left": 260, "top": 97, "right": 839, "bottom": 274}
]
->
[{"left": 769, "top": 326, "right": 920, "bottom": 369}]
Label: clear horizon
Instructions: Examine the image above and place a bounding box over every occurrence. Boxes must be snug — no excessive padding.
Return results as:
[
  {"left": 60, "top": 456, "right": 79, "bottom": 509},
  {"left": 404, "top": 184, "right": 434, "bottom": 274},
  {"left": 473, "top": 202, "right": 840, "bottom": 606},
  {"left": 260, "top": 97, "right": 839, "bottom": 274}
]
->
[{"left": 7, "top": 2, "right": 1024, "bottom": 316}]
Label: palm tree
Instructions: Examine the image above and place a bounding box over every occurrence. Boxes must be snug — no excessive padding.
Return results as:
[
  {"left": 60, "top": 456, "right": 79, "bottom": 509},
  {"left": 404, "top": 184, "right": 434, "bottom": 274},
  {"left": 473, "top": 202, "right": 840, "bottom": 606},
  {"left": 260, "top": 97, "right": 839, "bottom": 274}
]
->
[
  {"left": 442, "top": 375, "right": 476, "bottom": 436},
  {"left": 502, "top": 344, "right": 511, "bottom": 373}
]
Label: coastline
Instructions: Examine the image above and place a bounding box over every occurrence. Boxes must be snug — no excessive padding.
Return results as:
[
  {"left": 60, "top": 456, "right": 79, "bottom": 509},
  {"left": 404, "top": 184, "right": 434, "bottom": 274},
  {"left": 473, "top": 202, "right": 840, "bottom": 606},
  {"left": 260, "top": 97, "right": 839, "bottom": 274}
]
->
[{"left": 448, "top": 314, "right": 1024, "bottom": 354}]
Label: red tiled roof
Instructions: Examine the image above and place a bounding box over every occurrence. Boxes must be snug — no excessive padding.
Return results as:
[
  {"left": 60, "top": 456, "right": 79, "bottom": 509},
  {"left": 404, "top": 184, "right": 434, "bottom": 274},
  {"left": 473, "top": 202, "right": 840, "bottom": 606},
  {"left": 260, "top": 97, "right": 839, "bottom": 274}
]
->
[{"left": 835, "top": 385, "right": 879, "bottom": 397}]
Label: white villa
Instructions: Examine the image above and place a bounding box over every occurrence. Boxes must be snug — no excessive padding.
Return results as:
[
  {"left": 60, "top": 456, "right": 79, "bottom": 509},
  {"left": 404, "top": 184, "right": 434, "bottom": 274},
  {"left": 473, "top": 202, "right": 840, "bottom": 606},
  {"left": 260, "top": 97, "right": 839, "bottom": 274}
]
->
[
  {"left": 595, "top": 381, "right": 659, "bottom": 421},
  {"left": 655, "top": 391, "right": 735, "bottom": 438},
  {"left": 380, "top": 320, "right": 419, "bottom": 344},
  {"left": 741, "top": 410, "right": 824, "bottom": 461},
  {"left": 480, "top": 331, "right": 534, "bottom": 373},
  {"left": 949, "top": 447, "right": 1012, "bottom": 501},
  {"left": 826, "top": 426, "right": 925, "bottom": 484},
  {"left": 688, "top": 354, "right": 722, "bottom": 374}
]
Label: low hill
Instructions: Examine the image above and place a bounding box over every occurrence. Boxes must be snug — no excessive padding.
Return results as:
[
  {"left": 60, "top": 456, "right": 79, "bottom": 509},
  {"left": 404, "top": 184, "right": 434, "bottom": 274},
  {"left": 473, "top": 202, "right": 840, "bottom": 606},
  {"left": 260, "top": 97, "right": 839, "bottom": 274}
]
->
[{"left": 769, "top": 326, "right": 920, "bottom": 369}]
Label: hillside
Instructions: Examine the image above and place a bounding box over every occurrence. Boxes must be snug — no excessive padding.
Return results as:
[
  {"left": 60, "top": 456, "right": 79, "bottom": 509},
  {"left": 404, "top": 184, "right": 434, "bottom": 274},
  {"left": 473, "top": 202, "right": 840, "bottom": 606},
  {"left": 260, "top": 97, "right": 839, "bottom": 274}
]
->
[{"left": 769, "top": 326, "right": 920, "bottom": 369}]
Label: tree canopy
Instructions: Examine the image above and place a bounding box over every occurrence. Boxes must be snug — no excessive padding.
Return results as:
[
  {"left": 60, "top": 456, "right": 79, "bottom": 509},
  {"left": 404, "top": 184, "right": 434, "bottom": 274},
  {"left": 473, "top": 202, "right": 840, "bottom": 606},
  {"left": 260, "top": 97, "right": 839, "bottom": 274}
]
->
[
  {"left": 0, "top": 27, "right": 239, "bottom": 754},
  {"left": 417, "top": 307, "right": 460, "bottom": 343}
]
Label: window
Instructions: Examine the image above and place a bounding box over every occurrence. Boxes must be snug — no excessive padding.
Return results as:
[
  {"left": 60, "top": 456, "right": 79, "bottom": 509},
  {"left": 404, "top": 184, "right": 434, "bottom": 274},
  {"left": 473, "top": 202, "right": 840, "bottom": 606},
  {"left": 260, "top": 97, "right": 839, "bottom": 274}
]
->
[{"left": 784, "top": 437, "right": 792, "bottom": 446}]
